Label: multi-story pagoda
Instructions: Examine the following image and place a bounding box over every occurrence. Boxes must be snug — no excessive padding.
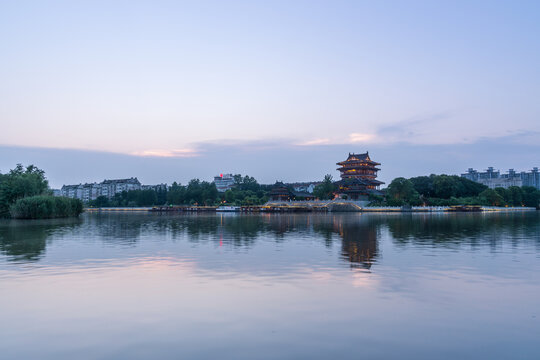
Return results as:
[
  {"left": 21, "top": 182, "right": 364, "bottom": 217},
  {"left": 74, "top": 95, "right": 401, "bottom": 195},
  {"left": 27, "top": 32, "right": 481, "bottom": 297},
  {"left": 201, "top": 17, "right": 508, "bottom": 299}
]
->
[
  {"left": 335, "top": 152, "right": 384, "bottom": 200},
  {"left": 268, "top": 182, "right": 293, "bottom": 201}
]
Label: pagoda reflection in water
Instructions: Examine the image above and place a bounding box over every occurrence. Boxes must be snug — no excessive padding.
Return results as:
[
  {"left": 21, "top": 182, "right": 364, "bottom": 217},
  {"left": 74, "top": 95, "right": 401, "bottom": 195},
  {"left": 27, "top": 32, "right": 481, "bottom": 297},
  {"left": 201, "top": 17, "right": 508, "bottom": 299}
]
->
[
  {"left": 310, "top": 214, "right": 380, "bottom": 269},
  {"left": 332, "top": 216, "right": 379, "bottom": 269}
]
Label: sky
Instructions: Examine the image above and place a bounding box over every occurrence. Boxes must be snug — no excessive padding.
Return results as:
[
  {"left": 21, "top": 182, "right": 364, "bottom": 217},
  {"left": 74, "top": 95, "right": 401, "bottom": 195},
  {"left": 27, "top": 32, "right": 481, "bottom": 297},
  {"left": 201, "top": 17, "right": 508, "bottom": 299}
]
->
[{"left": 1, "top": 0, "right": 539, "bottom": 188}]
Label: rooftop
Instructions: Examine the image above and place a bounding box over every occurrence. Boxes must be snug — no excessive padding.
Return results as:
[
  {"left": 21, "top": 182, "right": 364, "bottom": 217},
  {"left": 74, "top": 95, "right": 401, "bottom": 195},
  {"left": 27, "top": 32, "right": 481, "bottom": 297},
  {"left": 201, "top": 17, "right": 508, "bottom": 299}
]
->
[{"left": 337, "top": 152, "right": 381, "bottom": 166}]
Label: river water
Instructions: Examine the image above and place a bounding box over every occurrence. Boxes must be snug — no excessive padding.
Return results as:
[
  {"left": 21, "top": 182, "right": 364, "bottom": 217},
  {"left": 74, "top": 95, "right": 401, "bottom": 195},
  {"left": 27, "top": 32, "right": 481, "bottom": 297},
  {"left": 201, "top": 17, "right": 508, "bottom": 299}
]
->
[{"left": 1, "top": 212, "right": 539, "bottom": 359}]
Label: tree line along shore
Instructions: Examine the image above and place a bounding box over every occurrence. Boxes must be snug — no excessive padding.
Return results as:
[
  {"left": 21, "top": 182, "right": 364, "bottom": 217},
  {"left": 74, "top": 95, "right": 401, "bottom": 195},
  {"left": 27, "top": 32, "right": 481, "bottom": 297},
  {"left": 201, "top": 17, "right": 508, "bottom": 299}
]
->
[
  {"left": 0, "top": 165, "right": 82, "bottom": 219},
  {"left": 88, "top": 173, "right": 540, "bottom": 209},
  {"left": 1, "top": 164, "right": 539, "bottom": 220}
]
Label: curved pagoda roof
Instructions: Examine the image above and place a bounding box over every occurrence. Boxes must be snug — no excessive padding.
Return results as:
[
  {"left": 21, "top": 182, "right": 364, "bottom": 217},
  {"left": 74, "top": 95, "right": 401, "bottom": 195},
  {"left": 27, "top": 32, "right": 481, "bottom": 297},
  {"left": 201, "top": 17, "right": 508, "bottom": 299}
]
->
[
  {"left": 336, "top": 152, "right": 381, "bottom": 166},
  {"left": 335, "top": 178, "right": 384, "bottom": 195},
  {"left": 268, "top": 181, "right": 292, "bottom": 196}
]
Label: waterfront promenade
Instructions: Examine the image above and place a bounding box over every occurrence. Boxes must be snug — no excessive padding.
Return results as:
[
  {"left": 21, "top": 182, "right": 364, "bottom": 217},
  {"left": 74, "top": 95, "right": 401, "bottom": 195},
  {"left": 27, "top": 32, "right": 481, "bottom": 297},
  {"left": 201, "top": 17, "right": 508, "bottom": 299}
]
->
[{"left": 85, "top": 200, "right": 537, "bottom": 213}]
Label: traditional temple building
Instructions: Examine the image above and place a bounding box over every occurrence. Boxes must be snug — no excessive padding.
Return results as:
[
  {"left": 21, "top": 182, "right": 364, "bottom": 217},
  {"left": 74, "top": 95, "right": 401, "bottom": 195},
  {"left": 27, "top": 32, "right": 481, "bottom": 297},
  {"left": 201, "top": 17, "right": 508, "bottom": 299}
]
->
[
  {"left": 268, "top": 182, "right": 315, "bottom": 201},
  {"left": 335, "top": 152, "right": 384, "bottom": 200},
  {"left": 268, "top": 182, "right": 293, "bottom": 201}
]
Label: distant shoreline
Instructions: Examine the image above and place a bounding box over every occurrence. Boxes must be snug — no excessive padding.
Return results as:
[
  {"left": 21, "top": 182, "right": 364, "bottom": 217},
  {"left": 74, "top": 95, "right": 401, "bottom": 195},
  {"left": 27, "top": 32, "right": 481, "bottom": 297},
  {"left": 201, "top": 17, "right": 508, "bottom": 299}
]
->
[{"left": 84, "top": 205, "right": 537, "bottom": 213}]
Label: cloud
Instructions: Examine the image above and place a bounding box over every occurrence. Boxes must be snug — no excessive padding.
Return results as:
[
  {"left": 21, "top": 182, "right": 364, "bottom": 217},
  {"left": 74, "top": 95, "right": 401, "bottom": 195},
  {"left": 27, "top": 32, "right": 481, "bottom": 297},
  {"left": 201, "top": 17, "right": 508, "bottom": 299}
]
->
[
  {"left": 479, "top": 130, "right": 540, "bottom": 145},
  {"left": 348, "top": 133, "right": 376, "bottom": 143},
  {"left": 296, "top": 134, "right": 378, "bottom": 147},
  {"left": 295, "top": 138, "right": 332, "bottom": 146},
  {"left": 131, "top": 148, "right": 199, "bottom": 158},
  {"left": 3, "top": 133, "right": 540, "bottom": 190},
  {"left": 292, "top": 111, "right": 456, "bottom": 148},
  {"left": 376, "top": 111, "right": 454, "bottom": 137}
]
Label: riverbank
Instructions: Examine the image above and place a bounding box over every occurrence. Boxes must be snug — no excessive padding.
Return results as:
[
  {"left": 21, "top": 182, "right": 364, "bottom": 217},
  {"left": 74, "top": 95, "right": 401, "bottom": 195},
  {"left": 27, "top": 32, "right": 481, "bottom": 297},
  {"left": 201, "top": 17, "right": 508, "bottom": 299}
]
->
[
  {"left": 363, "top": 206, "right": 537, "bottom": 212},
  {"left": 85, "top": 203, "right": 538, "bottom": 213},
  {"left": 85, "top": 207, "right": 153, "bottom": 212}
]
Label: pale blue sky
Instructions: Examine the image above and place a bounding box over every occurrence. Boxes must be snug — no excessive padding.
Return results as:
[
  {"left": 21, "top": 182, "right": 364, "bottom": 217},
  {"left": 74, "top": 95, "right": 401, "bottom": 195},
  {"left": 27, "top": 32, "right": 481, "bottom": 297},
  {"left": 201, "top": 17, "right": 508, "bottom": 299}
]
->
[{"left": 1, "top": 0, "right": 539, "bottom": 186}]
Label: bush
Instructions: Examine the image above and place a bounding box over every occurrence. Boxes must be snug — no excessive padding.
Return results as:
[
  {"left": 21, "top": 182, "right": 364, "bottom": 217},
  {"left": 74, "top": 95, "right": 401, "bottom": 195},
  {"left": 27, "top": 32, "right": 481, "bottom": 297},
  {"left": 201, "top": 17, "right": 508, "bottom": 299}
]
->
[
  {"left": 0, "top": 164, "right": 49, "bottom": 218},
  {"left": 10, "top": 196, "right": 83, "bottom": 219}
]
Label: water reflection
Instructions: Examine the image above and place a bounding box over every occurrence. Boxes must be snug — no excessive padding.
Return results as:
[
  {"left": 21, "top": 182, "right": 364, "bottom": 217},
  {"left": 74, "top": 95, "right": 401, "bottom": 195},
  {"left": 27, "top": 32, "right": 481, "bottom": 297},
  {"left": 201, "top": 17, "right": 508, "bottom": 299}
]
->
[
  {"left": 0, "top": 218, "right": 82, "bottom": 262},
  {"left": 1, "top": 212, "right": 540, "bottom": 360},
  {"left": 84, "top": 213, "right": 144, "bottom": 245},
  {"left": 1, "top": 212, "right": 539, "bottom": 267},
  {"left": 335, "top": 218, "right": 378, "bottom": 269},
  {"left": 219, "top": 214, "right": 378, "bottom": 269},
  {"left": 385, "top": 213, "right": 540, "bottom": 249}
]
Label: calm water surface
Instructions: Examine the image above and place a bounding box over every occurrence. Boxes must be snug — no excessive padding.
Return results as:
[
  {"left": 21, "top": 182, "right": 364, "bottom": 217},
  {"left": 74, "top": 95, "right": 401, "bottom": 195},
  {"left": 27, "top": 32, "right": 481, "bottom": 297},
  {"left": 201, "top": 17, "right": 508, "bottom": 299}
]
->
[{"left": 1, "top": 212, "right": 539, "bottom": 359}]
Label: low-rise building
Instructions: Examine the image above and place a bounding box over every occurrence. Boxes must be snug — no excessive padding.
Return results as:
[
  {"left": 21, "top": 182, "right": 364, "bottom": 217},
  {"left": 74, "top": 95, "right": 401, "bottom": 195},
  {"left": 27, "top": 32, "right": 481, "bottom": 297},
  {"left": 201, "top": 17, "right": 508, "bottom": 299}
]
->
[
  {"left": 462, "top": 167, "right": 540, "bottom": 189},
  {"left": 60, "top": 184, "right": 79, "bottom": 199},
  {"left": 59, "top": 177, "right": 154, "bottom": 201},
  {"left": 521, "top": 167, "right": 540, "bottom": 189},
  {"left": 287, "top": 182, "right": 321, "bottom": 194},
  {"left": 268, "top": 182, "right": 317, "bottom": 201},
  {"left": 214, "top": 173, "right": 235, "bottom": 192},
  {"left": 81, "top": 183, "right": 102, "bottom": 202},
  {"left": 142, "top": 184, "right": 167, "bottom": 192},
  {"left": 102, "top": 178, "right": 141, "bottom": 195}
]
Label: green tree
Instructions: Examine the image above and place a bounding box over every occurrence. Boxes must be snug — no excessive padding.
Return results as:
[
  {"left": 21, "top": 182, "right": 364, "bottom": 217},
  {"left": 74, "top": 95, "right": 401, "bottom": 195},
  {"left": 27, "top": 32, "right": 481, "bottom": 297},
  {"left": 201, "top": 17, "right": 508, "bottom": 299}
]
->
[
  {"left": 224, "top": 189, "right": 236, "bottom": 204},
  {"left": 410, "top": 174, "right": 486, "bottom": 200},
  {"left": 233, "top": 174, "right": 243, "bottom": 185},
  {"left": 89, "top": 195, "right": 110, "bottom": 207},
  {"left": 0, "top": 164, "right": 49, "bottom": 218},
  {"left": 432, "top": 175, "right": 459, "bottom": 199},
  {"left": 240, "top": 176, "right": 259, "bottom": 191},
  {"left": 313, "top": 175, "right": 335, "bottom": 200},
  {"left": 494, "top": 187, "right": 510, "bottom": 206},
  {"left": 386, "top": 177, "right": 419, "bottom": 204},
  {"left": 201, "top": 181, "right": 218, "bottom": 205},
  {"left": 507, "top": 186, "right": 523, "bottom": 206},
  {"left": 167, "top": 182, "right": 186, "bottom": 205},
  {"left": 137, "top": 190, "right": 158, "bottom": 206},
  {"left": 521, "top": 186, "right": 540, "bottom": 208},
  {"left": 220, "top": 176, "right": 268, "bottom": 205},
  {"left": 479, "top": 189, "right": 504, "bottom": 206},
  {"left": 410, "top": 176, "right": 434, "bottom": 197},
  {"left": 156, "top": 188, "right": 167, "bottom": 204},
  {"left": 186, "top": 179, "right": 202, "bottom": 204},
  {"left": 367, "top": 194, "right": 385, "bottom": 206},
  {"left": 458, "top": 177, "right": 488, "bottom": 197}
]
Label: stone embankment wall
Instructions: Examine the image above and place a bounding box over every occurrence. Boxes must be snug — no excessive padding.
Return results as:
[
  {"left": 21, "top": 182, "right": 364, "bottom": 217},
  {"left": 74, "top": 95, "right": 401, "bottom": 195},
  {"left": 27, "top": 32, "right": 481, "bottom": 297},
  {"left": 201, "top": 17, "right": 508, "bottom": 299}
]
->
[
  {"left": 265, "top": 201, "right": 537, "bottom": 213},
  {"left": 84, "top": 204, "right": 537, "bottom": 213}
]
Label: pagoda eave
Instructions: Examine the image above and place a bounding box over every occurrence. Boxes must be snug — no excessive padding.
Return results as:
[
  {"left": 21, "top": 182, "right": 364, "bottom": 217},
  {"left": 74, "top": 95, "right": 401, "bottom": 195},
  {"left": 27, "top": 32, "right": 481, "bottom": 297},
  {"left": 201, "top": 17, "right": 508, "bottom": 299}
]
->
[{"left": 336, "top": 167, "right": 380, "bottom": 172}]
